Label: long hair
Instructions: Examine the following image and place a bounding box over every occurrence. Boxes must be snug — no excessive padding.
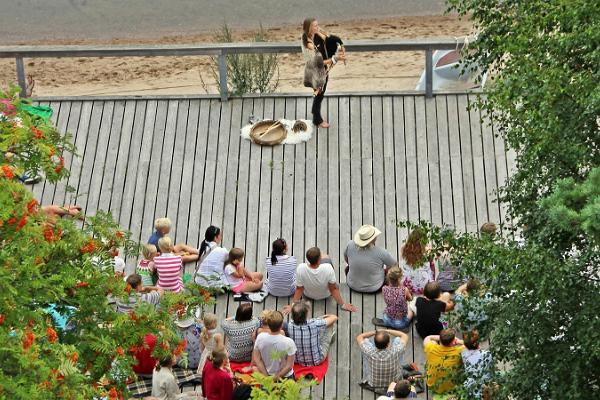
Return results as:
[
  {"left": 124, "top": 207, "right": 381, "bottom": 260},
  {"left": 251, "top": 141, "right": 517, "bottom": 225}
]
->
[
  {"left": 200, "top": 313, "right": 218, "bottom": 344},
  {"left": 199, "top": 225, "right": 221, "bottom": 257},
  {"left": 401, "top": 228, "right": 426, "bottom": 267},
  {"left": 270, "top": 238, "right": 286, "bottom": 265},
  {"left": 302, "top": 17, "right": 316, "bottom": 48},
  {"left": 225, "top": 248, "right": 244, "bottom": 270}
]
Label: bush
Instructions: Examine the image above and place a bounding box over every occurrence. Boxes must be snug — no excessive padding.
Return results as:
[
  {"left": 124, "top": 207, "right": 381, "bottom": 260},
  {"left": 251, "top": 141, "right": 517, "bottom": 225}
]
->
[{"left": 203, "top": 23, "right": 279, "bottom": 95}]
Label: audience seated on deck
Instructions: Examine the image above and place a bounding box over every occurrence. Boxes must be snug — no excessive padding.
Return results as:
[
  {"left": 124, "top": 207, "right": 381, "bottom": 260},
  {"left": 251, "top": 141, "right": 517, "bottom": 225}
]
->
[
  {"left": 155, "top": 237, "right": 185, "bottom": 293},
  {"left": 424, "top": 329, "right": 464, "bottom": 395},
  {"left": 222, "top": 248, "right": 264, "bottom": 293},
  {"left": 461, "top": 330, "right": 493, "bottom": 400},
  {"left": 376, "top": 266, "right": 414, "bottom": 330},
  {"left": 357, "top": 328, "right": 409, "bottom": 389},
  {"left": 285, "top": 301, "right": 337, "bottom": 367},
  {"left": 151, "top": 354, "right": 202, "bottom": 399},
  {"left": 285, "top": 246, "right": 357, "bottom": 312},
  {"left": 252, "top": 310, "right": 297, "bottom": 379},
  {"left": 376, "top": 380, "right": 418, "bottom": 400},
  {"left": 221, "top": 303, "right": 261, "bottom": 362},
  {"left": 415, "top": 282, "right": 454, "bottom": 339},
  {"left": 202, "top": 348, "right": 252, "bottom": 400},
  {"left": 195, "top": 226, "right": 229, "bottom": 288},
  {"left": 400, "top": 228, "right": 434, "bottom": 295},
  {"left": 148, "top": 217, "right": 199, "bottom": 263},
  {"left": 264, "top": 238, "right": 297, "bottom": 297},
  {"left": 116, "top": 274, "right": 163, "bottom": 313},
  {"left": 345, "top": 225, "right": 397, "bottom": 293}
]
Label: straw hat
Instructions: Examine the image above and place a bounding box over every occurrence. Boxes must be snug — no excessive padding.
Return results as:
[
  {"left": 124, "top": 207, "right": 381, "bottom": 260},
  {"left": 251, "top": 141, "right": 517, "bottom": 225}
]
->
[{"left": 353, "top": 224, "right": 382, "bottom": 247}]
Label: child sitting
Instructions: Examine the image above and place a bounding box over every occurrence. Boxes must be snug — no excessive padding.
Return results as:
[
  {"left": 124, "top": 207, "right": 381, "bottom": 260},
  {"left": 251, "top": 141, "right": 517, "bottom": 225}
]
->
[
  {"left": 415, "top": 282, "right": 454, "bottom": 339},
  {"left": 152, "top": 354, "right": 202, "bottom": 399},
  {"left": 148, "top": 217, "right": 199, "bottom": 263},
  {"left": 197, "top": 313, "right": 224, "bottom": 377},
  {"left": 137, "top": 244, "right": 157, "bottom": 287},
  {"left": 155, "top": 237, "right": 184, "bottom": 294},
  {"left": 462, "top": 330, "right": 493, "bottom": 399},
  {"left": 380, "top": 266, "right": 414, "bottom": 330},
  {"left": 223, "top": 248, "right": 264, "bottom": 293}
]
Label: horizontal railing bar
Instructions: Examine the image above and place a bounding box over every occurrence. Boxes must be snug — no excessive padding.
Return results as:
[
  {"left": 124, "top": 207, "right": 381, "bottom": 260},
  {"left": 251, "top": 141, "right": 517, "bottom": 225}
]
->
[{"left": 0, "top": 38, "right": 464, "bottom": 58}]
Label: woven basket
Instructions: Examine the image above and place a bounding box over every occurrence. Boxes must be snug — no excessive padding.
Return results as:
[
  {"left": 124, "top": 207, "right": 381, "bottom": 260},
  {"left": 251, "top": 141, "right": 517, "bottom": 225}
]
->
[{"left": 249, "top": 120, "right": 286, "bottom": 145}]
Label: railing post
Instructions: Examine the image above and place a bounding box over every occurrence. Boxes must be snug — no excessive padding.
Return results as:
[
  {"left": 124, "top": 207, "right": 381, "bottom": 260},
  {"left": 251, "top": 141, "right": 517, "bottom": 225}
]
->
[
  {"left": 425, "top": 48, "right": 433, "bottom": 98},
  {"left": 16, "top": 56, "right": 27, "bottom": 98},
  {"left": 218, "top": 52, "right": 228, "bottom": 102}
]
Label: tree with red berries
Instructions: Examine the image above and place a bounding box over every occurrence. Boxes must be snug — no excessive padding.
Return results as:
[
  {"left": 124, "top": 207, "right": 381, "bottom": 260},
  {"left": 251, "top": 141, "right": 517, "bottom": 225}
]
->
[{"left": 0, "top": 87, "right": 213, "bottom": 399}]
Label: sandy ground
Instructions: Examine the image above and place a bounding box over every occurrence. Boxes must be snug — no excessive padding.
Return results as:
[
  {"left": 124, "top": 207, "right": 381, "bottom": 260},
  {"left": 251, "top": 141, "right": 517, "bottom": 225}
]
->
[{"left": 0, "top": 15, "right": 472, "bottom": 96}]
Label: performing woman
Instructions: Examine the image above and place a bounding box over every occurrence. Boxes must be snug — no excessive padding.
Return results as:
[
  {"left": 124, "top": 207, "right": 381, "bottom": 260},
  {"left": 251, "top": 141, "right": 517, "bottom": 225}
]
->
[{"left": 301, "top": 18, "right": 346, "bottom": 129}]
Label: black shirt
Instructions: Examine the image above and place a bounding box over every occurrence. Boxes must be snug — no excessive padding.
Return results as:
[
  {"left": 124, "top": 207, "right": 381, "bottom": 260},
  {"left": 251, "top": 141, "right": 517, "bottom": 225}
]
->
[{"left": 415, "top": 297, "right": 446, "bottom": 339}]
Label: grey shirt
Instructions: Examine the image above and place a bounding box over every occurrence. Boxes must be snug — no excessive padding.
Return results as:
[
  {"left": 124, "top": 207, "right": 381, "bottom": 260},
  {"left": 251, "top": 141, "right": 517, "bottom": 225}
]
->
[{"left": 344, "top": 240, "right": 397, "bottom": 292}]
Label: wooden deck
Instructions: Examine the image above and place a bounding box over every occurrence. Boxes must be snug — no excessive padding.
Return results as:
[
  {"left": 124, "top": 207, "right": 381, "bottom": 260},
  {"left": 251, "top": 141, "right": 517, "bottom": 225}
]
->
[{"left": 32, "top": 94, "right": 512, "bottom": 399}]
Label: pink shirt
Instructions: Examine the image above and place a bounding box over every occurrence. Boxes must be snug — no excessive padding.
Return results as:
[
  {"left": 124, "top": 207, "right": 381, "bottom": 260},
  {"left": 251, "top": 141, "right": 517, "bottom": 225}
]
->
[
  {"left": 154, "top": 253, "right": 183, "bottom": 293},
  {"left": 382, "top": 285, "right": 408, "bottom": 319}
]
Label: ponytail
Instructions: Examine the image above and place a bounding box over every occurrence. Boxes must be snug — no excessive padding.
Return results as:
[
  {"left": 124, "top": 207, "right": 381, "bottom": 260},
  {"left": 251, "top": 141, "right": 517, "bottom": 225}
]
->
[
  {"left": 199, "top": 225, "right": 221, "bottom": 257},
  {"left": 270, "top": 238, "right": 287, "bottom": 265}
]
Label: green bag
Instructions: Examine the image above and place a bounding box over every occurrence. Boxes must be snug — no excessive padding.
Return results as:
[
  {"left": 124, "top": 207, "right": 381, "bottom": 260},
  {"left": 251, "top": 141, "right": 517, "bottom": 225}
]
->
[{"left": 19, "top": 104, "right": 53, "bottom": 122}]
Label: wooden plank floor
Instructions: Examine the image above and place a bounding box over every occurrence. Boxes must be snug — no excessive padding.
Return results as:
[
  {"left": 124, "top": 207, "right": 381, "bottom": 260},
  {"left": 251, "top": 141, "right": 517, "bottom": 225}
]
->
[{"left": 34, "top": 94, "right": 507, "bottom": 399}]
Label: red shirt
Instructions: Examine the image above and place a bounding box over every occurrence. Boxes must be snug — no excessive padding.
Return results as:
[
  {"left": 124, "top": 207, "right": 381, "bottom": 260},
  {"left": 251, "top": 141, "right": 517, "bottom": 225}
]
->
[
  {"left": 202, "top": 361, "right": 233, "bottom": 400},
  {"left": 132, "top": 334, "right": 157, "bottom": 375}
]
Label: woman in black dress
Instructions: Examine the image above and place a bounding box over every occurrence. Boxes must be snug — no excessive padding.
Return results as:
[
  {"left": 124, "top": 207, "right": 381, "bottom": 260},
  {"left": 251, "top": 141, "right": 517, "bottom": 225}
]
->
[{"left": 302, "top": 18, "right": 346, "bottom": 129}]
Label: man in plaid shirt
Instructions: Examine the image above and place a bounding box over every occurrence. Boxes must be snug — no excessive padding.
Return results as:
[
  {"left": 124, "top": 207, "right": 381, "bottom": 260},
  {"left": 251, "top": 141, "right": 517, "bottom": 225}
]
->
[
  {"left": 286, "top": 301, "right": 338, "bottom": 366},
  {"left": 357, "top": 329, "right": 409, "bottom": 388}
]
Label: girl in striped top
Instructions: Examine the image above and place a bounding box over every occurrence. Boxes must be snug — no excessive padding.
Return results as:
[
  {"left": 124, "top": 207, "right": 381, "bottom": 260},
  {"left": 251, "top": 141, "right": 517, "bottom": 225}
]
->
[
  {"left": 155, "top": 236, "right": 184, "bottom": 293},
  {"left": 264, "top": 238, "right": 297, "bottom": 297},
  {"left": 137, "top": 244, "right": 158, "bottom": 287}
]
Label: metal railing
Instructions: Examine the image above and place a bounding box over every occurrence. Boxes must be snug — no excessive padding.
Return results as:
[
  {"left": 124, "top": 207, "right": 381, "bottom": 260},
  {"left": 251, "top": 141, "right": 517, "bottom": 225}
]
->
[{"left": 0, "top": 38, "right": 465, "bottom": 100}]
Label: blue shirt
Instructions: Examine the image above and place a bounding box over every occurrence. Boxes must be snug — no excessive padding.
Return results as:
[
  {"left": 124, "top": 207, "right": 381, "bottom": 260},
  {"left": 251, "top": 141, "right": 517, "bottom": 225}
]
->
[{"left": 148, "top": 230, "right": 162, "bottom": 250}]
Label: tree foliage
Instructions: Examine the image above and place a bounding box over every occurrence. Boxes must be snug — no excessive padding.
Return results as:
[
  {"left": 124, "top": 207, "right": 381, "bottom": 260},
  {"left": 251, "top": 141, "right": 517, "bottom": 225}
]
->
[
  {"left": 409, "top": 1, "right": 600, "bottom": 398},
  {"left": 0, "top": 87, "right": 214, "bottom": 399}
]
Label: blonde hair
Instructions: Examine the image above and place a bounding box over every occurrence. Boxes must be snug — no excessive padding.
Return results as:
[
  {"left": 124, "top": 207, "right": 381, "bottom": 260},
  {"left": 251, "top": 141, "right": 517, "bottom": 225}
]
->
[
  {"left": 201, "top": 313, "right": 218, "bottom": 343},
  {"left": 259, "top": 309, "right": 273, "bottom": 325},
  {"left": 142, "top": 244, "right": 157, "bottom": 259},
  {"left": 386, "top": 266, "right": 403, "bottom": 287},
  {"left": 157, "top": 236, "right": 173, "bottom": 253},
  {"left": 154, "top": 217, "right": 172, "bottom": 231}
]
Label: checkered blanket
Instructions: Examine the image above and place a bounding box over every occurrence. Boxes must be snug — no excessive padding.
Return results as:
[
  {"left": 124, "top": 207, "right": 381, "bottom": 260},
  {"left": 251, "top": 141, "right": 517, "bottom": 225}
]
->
[{"left": 127, "top": 367, "right": 201, "bottom": 398}]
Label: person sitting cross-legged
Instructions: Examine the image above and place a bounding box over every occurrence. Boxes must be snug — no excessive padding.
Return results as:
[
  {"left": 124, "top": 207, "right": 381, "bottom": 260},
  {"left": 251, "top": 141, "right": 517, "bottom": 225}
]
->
[
  {"left": 252, "top": 310, "right": 297, "bottom": 380},
  {"left": 424, "top": 328, "right": 465, "bottom": 395},
  {"left": 357, "top": 329, "right": 409, "bottom": 390},
  {"left": 285, "top": 247, "right": 357, "bottom": 313},
  {"left": 285, "top": 301, "right": 337, "bottom": 367},
  {"left": 148, "top": 217, "right": 199, "bottom": 263},
  {"left": 345, "top": 225, "right": 398, "bottom": 293},
  {"left": 116, "top": 273, "right": 163, "bottom": 314}
]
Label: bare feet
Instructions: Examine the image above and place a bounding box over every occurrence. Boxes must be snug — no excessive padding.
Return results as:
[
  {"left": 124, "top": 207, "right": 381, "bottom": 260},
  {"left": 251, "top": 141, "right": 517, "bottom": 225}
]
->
[{"left": 318, "top": 121, "right": 330, "bottom": 128}]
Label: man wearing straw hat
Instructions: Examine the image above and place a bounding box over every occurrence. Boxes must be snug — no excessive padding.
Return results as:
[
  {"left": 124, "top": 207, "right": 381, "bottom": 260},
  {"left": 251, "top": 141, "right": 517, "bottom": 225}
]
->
[{"left": 344, "top": 225, "right": 397, "bottom": 293}]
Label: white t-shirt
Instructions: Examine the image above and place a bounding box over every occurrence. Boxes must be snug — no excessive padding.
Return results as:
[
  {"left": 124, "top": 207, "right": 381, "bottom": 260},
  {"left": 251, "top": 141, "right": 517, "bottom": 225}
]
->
[
  {"left": 223, "top": 263, "right": 244, "bottom": 286},
  {"left": 254, "top": 332, "right": 297, "bottom": 377},
  {"left": 296, "top": 262, "right": 336, "bottom": 300},
  {"left": 195, "top": 247, "right": 228, "bottom": 287}
]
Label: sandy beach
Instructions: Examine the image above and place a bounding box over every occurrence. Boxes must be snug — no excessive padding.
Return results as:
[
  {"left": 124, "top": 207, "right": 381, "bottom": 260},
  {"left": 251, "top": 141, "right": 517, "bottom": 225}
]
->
[{"left": 0, "top": 15, "right": 472, "bottom": 96}]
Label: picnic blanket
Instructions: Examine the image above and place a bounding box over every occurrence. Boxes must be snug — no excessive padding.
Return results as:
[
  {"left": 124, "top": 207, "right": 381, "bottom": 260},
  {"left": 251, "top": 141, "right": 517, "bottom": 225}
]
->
[
  {"left": 229, "top": 357, "right": 329, "bottom": 383},
  {"left": 127, "top": 366, "right": 201, "bottom": 398}
]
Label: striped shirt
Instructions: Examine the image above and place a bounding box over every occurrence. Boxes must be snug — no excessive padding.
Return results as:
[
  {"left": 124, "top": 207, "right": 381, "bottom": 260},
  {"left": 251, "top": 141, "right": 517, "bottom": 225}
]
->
[
  {"left": 155, "top": 253, "right": 184, "bottom": 293},
  {"left": 264, "top": 255, "right": 297, "bottom": 297},
  {"left": 287, "top": 318, "right": 327, "bottom": 366},
  {"left": 137, "top": 259, "right": 155, "bottom": 286},
  {"left": 116, "top": 291, "right": 161, "bottom": 313}
]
